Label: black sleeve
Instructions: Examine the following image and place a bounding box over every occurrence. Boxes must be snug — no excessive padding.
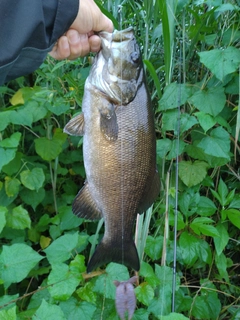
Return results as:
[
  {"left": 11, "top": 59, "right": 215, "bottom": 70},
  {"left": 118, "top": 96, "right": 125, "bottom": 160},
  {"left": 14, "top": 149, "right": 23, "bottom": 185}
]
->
[{"left": 0, "top": 0, "right": 79, "bottom": 85}]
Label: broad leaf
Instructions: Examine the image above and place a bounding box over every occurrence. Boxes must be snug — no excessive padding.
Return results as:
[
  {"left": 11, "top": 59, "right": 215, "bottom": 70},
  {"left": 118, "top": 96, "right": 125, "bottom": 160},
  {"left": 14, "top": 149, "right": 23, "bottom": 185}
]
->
[
  {"left": 159, "top": 83, "right": 192, "bottom": 110},
  {"left": 33, "top": 299, "right": 66, "bottom": 320},
  {"left": 6, "top": 205, "right": 31, "bottom": 230},
  {"left": 0, "top": 243, "right": 43, "bottom": 288},
  {"left": 47, "top": 261, "right": 82, "bottom": 301},
  {"left": 94, "top": 263, "right": 129, "bottom": 299},
  {"left": 145, "top": 236, "right": 163, "bottom": 261},
  {"left": 195, "top": 112, "right": 216, "bottom": 132},
  {"left": 0, "top": 132, "right": 21, "bottom": 148},
  {"left": 197, "top": 127, "right": 230, "bottom": 160},
  {"left": 213, "top": 223, "right": 229, "bottom": 256},
  {"left": 179, "top": 160, "right": 208, "bottom": 187},
  {"left": 197, "top": 196, "right": 216, "bottom": 216},
  {"left": 4, "top": 177, "right": 20, "bottom": 197},
  {"left": 135, "top": 283, "right": 154, "bottom": 306},
  {"left": 188, "top": 86, "right": 225, "bottom": 117},
  {"left": 179, "top": 232, "right": 200, "bottom": 266},
  {"left": 0, "top": 206, "right": 7, "bottom": 234},
  {"left": 0, "top": 148, "right": 17, "bottom": 172},
  {"left": 59, "top": 297, "right": 96, "bottom": 320},
  {"left": 190, "top": 217, "right": 220, "bottom": 237},
  {"left": 44, "top": 232, "right": 79, "bottom": 264},
  {"left": 20, "top": 168, "right": 45, "bottom": 191},
  {"left": 198, "top": 47, "right": 240, "bottom": 81}
]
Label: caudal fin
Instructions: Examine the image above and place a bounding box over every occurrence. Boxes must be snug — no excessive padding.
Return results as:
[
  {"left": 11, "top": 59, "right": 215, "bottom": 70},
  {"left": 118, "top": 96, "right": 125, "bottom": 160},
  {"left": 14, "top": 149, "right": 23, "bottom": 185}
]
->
[{"left": 87, "top": 237, "right": 140, "bottom": 273}]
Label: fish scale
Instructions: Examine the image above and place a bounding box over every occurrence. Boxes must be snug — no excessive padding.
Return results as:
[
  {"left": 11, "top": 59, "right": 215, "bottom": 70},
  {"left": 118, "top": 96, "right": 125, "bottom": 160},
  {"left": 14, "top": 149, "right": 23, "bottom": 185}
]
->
[{"left": 64, "top": 27, "right": 160, "bottom": 273}]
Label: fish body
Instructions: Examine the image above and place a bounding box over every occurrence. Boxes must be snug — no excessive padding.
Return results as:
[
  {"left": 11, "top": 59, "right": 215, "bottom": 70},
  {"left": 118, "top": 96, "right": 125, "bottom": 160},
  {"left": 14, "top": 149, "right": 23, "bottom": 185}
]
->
[{"left": 64, "top": 27, "right": 160, "bottom": 273}]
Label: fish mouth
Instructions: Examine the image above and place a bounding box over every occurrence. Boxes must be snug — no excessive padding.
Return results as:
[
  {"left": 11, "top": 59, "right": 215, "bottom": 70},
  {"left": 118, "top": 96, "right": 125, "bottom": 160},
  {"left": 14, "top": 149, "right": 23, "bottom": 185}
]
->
[{"left": 99, "top": 27, "right": 135, "bottom": 58}]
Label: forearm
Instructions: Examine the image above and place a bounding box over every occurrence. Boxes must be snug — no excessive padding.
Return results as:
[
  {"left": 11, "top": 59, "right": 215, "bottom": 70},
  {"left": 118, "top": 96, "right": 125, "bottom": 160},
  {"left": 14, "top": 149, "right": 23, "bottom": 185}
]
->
[{"left": 0, "top": 0, "right": 79, "bottom": 84}]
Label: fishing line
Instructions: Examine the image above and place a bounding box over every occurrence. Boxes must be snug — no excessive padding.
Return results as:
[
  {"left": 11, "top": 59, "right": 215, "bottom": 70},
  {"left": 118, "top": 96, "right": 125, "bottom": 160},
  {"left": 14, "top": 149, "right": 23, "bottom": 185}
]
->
[
  {"left": 117, "top": 4, "right": 125, "bottom": 267},
  {"left": 171, "top": 38, "right": 182, "bottom": 313}
]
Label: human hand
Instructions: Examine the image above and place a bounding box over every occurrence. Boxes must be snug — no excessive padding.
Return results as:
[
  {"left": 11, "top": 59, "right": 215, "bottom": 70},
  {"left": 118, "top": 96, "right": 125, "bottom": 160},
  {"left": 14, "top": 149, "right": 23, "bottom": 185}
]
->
[{"left": 49, "top": 0, "right": 113, "bottom": 60}]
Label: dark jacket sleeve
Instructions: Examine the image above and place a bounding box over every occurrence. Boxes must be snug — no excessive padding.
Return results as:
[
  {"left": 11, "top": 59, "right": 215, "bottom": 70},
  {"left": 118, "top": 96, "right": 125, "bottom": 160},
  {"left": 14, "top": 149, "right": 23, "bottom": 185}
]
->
[{"left": 0, "top": 0, "right": 79, "bottom": 85}]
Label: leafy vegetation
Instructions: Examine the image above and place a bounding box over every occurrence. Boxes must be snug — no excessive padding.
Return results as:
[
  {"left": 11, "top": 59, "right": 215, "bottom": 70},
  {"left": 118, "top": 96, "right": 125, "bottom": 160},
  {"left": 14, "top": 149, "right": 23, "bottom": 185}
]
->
[{"left": 0, "top": 0, "right": 240, "bottom": 319}]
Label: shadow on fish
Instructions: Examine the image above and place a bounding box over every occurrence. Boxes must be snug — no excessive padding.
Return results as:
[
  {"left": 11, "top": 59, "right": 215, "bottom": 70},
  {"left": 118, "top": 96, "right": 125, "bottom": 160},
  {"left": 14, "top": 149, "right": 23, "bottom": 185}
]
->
[{"left": 64, "top": 27, "right": 160, "bottom": 273}]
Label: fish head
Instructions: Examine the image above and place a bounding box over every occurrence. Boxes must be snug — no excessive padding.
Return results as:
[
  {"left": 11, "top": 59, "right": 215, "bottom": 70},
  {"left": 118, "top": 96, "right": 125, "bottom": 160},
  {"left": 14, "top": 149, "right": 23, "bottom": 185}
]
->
[
  {"left": 100, "top": 27, "right": 141, "bottom": 81},
  {"left": 89, "top": 27, "right": 143, "bottom": 105}
]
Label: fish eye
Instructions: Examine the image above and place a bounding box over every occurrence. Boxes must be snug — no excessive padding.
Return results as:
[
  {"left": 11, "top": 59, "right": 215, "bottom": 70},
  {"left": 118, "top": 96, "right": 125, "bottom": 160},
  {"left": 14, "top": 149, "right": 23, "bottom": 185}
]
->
[{"left": 130, "top": 51, "right": 140, "bottom": 64}]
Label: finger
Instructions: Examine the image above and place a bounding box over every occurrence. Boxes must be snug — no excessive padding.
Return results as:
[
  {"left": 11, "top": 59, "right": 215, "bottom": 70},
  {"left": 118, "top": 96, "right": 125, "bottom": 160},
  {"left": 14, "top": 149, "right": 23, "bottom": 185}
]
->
[
  {"left": 66, "top": 30, "right": 90, "bottom": 59},
  {"left": 49, "top": 36, "right": 70, "bottom": 60},
  {"left": 89, "top": 34, "right": 101, "bottom": 52}
]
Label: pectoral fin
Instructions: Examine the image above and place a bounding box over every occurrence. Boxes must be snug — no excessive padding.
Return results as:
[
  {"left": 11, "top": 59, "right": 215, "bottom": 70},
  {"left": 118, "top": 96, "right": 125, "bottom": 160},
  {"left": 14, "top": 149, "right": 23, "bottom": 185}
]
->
[
  {"left": 137, "top": 169, "right": 160, "bottom": 214},
  {"left": 73, "top": 183, "right": 102, "bottom": 220},
  {"left": 64, "top": 113, "right": 85, "bottom": 136},
  {"left": 98, "top": 103, "right": 118, "bottom": 141}
]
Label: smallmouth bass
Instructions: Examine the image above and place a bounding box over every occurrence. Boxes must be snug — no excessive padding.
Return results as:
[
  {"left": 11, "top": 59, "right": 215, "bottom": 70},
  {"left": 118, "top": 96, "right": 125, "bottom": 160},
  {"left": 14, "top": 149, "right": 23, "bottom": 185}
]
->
[{"left": 64, "top": 27, "right": 160, "bottom": 273}]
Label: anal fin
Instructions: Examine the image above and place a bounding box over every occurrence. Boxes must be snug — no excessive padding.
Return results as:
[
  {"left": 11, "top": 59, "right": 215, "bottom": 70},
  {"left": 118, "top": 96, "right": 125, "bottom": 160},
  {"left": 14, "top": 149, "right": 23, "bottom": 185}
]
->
[{"left": 73, "top": 183, "right": 102, "bottom": 220}]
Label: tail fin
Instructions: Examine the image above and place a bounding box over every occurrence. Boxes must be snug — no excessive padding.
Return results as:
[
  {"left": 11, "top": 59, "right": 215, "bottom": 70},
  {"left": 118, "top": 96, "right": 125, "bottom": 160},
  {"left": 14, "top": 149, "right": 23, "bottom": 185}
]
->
[{"left": 87, "top": 237, "right": 140, "bottom": 273}]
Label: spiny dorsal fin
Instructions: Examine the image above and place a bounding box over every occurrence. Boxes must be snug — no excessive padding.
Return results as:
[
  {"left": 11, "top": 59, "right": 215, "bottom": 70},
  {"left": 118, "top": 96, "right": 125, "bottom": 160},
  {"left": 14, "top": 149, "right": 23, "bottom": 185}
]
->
[
  {"left": 73, "top": 183, "right": 102, "bottom": 220},
  {"left": 64, "top": 113, "right": 85, "bottom": 136}
]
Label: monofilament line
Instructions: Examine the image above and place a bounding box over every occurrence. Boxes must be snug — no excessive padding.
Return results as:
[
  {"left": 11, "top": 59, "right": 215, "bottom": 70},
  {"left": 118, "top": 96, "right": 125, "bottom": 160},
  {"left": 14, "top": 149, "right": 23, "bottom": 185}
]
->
[
  {"left": 171, "top": 39, "right": 182, "bottom": 313},
  {"left": 118, "top": 5, "right": 125, "bottom": 267}
]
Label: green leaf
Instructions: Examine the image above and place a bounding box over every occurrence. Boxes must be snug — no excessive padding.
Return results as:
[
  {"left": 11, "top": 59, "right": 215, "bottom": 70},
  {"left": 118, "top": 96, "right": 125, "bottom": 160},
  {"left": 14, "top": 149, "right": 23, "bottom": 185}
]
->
[
  {"left": 213, "top": 223, "right": 229, "bottom": 256},
  {"left": 160, "top": 313, "right": 189, "bottom": 320},
  {"left": 140, "top": 261, "right": 160, "bottom": 287},
  {"left": 76, "top": 282, "right": 97, "bottom": 304},
  {"left": 20, "top": 188, "right": 46, "bottom": 211},
  {"left": 58, "top": 206, "right": 83, "bottom": 230},
  {"left": 197, "top": 196, "right": 216, "bottom": 216},
  {"left": 166, "top": 140, "right": 186, "bottom": 160},
  {"left": 145, "top": 236, "right": 163, "bottom": 261},
  {"left": 225, "top": 209, "right": 240, "bottom": 228},
  {"left": 190, "top": 217, "right": 220, "bottom": 237},
  {"left": 0, "top": 148, "right": 17, "bottom": 172},
  {"left": 215, "top": 252, "right": 229, "bottom": 282},
  {"left": 20, "top": 168, "right": 45, "bottom": 191},
  {"left": 4, "top": 177, "right": 20, "bottom": 197},
  {"left": 132, "top": 308, "right": 149, "bottom": 320},
  {"left": 59, "top": 298, "right": 96, "bottom": 320},
  {"left": 179, "top": 160, "right": 208, "bottom": 187},
  {"left": 33, "top": 300, "right": 66, "bottom": 320},
  {"left": 44, "top": 232, "right": 79, "bottom": 264},
  {"left": 0, "top": 243, "right": 43, "bottom": 288},
  {"left": 195, "top": 111, "right": 216, "bottom": 132},
  {"left": 179, "top": 232, "right": 199, "bottom": 266},
  {"left": 198, "top": 47, "right": 240, "bottom": 81},
  {"left": 0, "top": 306, "right": 16, "bottom": 320},
  {"left": 189, "top": 86, "right": 226, "bottom": 117},
  {"left": 197, "top": 127, "right": 230, "bottom": 160},
  {"left": 180, "top": 113, "right": 198, "bottom": 134},
  {"left": 159, "top": 83, "right": 192, "bottom": 111},
  {"left": 135, "top": 282, "right": 154, "bottom": 306},
  {"left": 191, "top": 296, "right": 211, "bottom": 319},
  {"left": 0, "top": 111, "right": 11, "bottom": 131},
  {"left": 47, "top": 262, "right": 82, "bottom": 301},
  {"left": 217, "top": 178, "right": 229, "bottom": 206},
  {"left": 157, "top": 138, "right": 172, "bottom": 159},
  {"left": 0, "top": 206, "right": 7, "bottom": 234},
  {"left": 94, "top": 263, "right": 129, "bottom": 299},
  {"left": 0, "top": 132, "right": 21, "bottom": 148},
  {"left": 2, "top": 152, "right": 23, "bottom": 176},
  {"left": 35, "top": 129, "right": 67, "bottom": 162},
  {"left": 6, "top": 205, "right": 31, "bottom": 230},
  {"left": 144, "top": 59, "right": 162, "bottom": 99}
]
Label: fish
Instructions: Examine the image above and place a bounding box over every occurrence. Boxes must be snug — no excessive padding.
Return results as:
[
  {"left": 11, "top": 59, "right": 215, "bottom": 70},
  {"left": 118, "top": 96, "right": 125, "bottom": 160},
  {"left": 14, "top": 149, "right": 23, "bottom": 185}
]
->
[{"left": 64, "top": 27, "right": 160, "bottom": 273}]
